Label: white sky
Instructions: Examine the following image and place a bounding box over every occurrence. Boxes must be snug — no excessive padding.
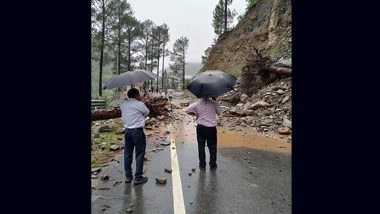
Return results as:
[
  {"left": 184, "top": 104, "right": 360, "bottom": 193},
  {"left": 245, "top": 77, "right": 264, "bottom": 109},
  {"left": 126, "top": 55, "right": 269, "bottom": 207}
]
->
[{"left": 128, "top": 0, "right": 247, "bottom": 68}]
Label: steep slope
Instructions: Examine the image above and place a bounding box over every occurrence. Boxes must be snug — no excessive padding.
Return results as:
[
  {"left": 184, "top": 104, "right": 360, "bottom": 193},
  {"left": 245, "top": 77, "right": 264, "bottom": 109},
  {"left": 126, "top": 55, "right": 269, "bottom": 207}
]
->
[{"left": 204, "top": 0, "right": 291, "bottom": 75}]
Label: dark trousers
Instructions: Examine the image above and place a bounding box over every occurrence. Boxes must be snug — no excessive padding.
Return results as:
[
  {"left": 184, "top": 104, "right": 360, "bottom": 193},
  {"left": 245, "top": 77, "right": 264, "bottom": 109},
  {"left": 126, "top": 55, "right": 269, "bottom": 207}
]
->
[
  {"left": 196, "top": 124, "right": 217, "bottom": 168},
  {"left": 124, "top": 128, "right": 146, "bottom": 179}
]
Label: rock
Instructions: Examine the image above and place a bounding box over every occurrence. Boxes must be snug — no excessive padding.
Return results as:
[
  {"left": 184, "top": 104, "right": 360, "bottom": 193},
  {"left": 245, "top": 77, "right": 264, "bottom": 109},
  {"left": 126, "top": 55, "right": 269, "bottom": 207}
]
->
[
  {"left": 147, "top": 117, "right": 157, "bottom": 125},
  {"left": 283, "top": 118, "right": 292, "bottom": 128},
  {"left": 155, "top": 177, "right": 167, "bottom": 184},
  {"left": 166, "top": 131, "right": 170, "bottom": 134},
  {"left": 235, "top": 103, "right": 245, "bottom": 115},
  {"left": 180, "top": 102, "right": 189, "bottom": 107},
  {"left": 93, "top": 133, "right": 100, "bottom": 138},
  {"left": 109, "top": 145, "right": 119, "bottom": 151},
  {"left": 154, "top": 124, "right": 159, "bottom": 128},
  {"left": 276, "top": 89, "right": 285, "bottom": 95},
  {"left": 164, "top": 168, "right": 172, "bottom": 173},
  {"left": 116, "top": 128, "right": 125, "bottom": 134},
  {"left": 282, "top": 96, "right": 290, "bottom": 104},
  {"left": 278, "top": 127, "right": 291, "bottom": 135},
  {"left": 98, "top": 125, "right": 113, "bottom": 133},
  {"left": 229, "top": 127, "right": 236, "bottom": 131},
  {"left": 95, "top": 122, "right": 101, "bottom": 126},
  {"left": 101, "top": 174, "right": 109, "bottom": 181},
  {"left": 240, "top": 94, "right": 249, "bottom": 103},
  {"left": 91, "top": 167, "right": 101, "bottom": 174},
  {"left": 160, "top": 141, "right": 170, "bottom": 146},
  {"left": 229, "top": 107, "right": 237, "bottom": 114},
  {"left": 158, "top": 115, "right": 165, "bottom": 120},
  {"left": 261, "top": 118, "right": 273, "bottom": 124},
  {"left": 192, "top": 168, "right": 196, "bottom": 172},
  {"left": 250, "top": 101, "right": 270, "bottom": 110},
  {"left": 274, "top": 58, "right": 292, "bottom": 68},
  {"left": 126, "top": 207, "right": 133, "bottom": 213},
  {"left": 245, "top": 110, "right": 255, "bottom": 116}
]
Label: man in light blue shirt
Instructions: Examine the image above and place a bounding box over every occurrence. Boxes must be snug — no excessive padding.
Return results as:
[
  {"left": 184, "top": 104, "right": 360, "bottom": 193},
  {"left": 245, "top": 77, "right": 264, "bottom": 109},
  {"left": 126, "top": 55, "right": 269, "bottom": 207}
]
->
[{"left": 120, "top": 88, "right": 150, "bottom": 185}]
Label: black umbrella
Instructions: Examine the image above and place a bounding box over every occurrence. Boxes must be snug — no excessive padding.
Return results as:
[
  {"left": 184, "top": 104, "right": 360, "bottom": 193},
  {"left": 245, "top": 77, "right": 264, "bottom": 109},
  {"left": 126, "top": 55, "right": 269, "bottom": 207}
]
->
[
  {"left": 103, "top": 70, "right": 157, "bottom": 89},
  {"left": 186, "top": 70, "right": 237, "bottom": 98}
]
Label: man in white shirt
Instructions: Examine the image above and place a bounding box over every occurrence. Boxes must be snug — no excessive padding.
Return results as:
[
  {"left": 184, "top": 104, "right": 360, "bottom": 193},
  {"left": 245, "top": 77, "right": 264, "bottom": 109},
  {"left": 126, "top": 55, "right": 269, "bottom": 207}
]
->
[{"left": 120, "top": 88, "right": 150, "bottom": 185}]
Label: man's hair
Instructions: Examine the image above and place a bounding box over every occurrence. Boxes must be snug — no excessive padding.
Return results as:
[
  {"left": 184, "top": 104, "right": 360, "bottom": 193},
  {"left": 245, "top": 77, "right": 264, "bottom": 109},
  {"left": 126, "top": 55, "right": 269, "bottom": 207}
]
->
[{"left": 127, "top": 88, "right": 140, "bottom": 98}]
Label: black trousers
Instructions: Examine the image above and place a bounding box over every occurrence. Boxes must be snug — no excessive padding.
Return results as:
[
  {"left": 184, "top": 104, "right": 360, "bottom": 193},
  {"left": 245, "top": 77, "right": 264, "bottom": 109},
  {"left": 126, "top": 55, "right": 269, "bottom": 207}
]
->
[
  {"left": 124, "top": 128, "right": 146, "bottom": 179},
  {"left": 196, "top": 124, "right": 217, "bottom": 168}
]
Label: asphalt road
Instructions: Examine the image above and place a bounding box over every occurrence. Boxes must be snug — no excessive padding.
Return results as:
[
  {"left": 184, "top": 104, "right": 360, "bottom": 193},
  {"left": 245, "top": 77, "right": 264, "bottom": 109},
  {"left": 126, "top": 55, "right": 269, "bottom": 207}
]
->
[{"left": 91, "top": 94, "right": 291, "bottom": 214}]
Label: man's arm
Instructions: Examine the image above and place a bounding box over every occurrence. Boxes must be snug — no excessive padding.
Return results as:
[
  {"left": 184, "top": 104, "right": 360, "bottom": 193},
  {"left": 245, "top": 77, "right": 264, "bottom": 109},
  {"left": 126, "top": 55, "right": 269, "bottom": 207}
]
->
[
  {"left": 214, "top": 100, "right": 222, "bottom": 115},
  {"left": 140, "top": 102, "right": 150, "bottom": 116}
]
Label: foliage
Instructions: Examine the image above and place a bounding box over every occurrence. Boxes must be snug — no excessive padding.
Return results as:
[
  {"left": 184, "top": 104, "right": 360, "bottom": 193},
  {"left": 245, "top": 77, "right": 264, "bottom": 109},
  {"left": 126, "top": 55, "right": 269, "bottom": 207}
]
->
[
  {"left": 170, "top": 37, "right": 189, "bottom": 89},
  {"left": 212, "top": 0, "right": 237, "bottom": 35},
  {"left": 184, "top": 78, "right": 193, "bottom": 89},
  {"left": 246, "top": 0, "right": 258, "bottom": 12}
]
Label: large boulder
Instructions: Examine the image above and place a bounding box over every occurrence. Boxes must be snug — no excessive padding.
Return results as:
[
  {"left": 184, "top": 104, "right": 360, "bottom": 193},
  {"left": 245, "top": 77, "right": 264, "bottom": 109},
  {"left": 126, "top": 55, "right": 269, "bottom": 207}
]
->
[
  {"left": 235, "top": 103, "right": 245, "bottom": 115},
  {"left": 98, "top": 125, "right": 113, "bottom": 133},
  {"left": 240, "top": 94, "right": 249, "bottom": 103}
]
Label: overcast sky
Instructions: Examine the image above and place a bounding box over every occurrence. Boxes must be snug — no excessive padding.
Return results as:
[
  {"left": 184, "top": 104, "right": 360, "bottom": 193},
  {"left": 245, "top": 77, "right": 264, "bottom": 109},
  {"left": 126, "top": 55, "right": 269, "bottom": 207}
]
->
[{"left": 128, "top": 0, "right": 247, "bottom": 68}]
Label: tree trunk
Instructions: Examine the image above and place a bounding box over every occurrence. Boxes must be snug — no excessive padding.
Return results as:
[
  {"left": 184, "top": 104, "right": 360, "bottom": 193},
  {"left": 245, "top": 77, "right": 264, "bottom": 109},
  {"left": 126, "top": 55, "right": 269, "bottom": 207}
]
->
[
  {"left": 98, "top": 0, "right": 105, "bottom": 97},
  {"left": 150, "top": 38, "right": 154, "bottom": 89},
  {"left": 127, "top": 33, "right": 131, "bottom": 71},
  {"left": 182, "top": 50, "right": 185, "bottom": 90},
  {"left": 117, "top": 30, "right": 121, "bottom": 75},
  {"left": 267, "top": 65, "right": 292, "bottom": 75},
  {"left": 156, "top": 47, "right": 160, "bottom": 92},
  {"left": 145, "top": 36, "right": 148, "bottom": 70},
  {"left": 162, "top": 43, "right": 165, "bottom": 89},
  {"left": 224, "top": 0, "right": 227, "bottom": 33}
]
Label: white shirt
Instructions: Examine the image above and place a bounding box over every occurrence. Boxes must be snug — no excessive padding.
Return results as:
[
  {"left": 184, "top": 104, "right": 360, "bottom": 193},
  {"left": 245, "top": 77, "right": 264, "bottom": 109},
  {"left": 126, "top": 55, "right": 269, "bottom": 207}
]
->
[{"left": 120, "top": 98, "right": 150, "bottom": 129}]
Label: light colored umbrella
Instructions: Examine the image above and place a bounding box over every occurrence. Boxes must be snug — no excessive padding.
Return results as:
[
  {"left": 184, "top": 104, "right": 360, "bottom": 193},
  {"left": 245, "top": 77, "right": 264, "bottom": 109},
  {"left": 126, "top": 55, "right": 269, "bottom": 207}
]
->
[{"left": 103, "top": 70, "right": 157, "bottom": 89}]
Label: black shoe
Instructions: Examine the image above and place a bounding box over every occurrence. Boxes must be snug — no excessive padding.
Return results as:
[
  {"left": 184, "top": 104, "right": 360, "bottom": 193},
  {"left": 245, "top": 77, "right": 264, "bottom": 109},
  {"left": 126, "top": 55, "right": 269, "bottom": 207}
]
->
[
  {"left": 125, "top": 176, "right": 133, "bottom": 183},
  {"left": 210, "top": 164, "right": 217, "bottom": 170},
  {"left": 134, "top": 176, "right": 148, "bottom": 185}
]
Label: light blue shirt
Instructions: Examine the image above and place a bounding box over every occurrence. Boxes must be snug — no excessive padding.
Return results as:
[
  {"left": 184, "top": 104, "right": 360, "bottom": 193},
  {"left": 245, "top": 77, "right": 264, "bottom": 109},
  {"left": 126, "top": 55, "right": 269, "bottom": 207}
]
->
[{"left": 120, "top": 98, "right": 150, "bottom": 129}]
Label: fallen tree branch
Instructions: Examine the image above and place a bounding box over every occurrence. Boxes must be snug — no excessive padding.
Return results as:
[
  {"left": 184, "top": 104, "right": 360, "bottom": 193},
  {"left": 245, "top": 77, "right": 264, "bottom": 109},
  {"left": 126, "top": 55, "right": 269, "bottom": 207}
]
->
[
  {"left": 91, "top": 97, "right": 169, "bottom": 121},
  {"left": 266, "top": 65, "right": 292, "bottom": 75}
]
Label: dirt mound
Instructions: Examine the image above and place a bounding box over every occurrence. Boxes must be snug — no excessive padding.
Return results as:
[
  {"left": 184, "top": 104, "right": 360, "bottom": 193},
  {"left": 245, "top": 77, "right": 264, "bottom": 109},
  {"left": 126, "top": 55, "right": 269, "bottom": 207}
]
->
[{"left": 204, "top": 0, "right": 292, "bottom": 75}]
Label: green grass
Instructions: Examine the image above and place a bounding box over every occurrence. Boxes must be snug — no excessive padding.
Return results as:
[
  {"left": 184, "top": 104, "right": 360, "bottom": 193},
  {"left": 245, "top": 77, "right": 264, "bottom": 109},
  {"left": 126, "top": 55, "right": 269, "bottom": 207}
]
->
[{"left": 91, "top": 122, "right": 124, "bottom": 167}]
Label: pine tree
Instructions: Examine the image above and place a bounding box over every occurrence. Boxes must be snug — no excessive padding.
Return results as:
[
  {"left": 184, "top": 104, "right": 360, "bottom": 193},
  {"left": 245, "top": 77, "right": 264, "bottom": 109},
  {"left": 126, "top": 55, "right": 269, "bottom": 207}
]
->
[
  {"left": 170, "top": 37, "right": 189, "bottom": 90},
  {"left": 92, "top": 0, "right": 113, "bottom": 97},
  {"left": 212, "top": 0, "right": 237, "bottom": 36}
]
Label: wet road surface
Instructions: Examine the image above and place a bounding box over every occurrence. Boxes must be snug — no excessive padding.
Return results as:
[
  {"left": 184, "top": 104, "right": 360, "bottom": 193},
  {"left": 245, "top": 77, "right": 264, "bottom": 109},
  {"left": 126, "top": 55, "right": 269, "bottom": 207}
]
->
[{"left": 92, "top": 96, "right": 291, "bottom": 214}]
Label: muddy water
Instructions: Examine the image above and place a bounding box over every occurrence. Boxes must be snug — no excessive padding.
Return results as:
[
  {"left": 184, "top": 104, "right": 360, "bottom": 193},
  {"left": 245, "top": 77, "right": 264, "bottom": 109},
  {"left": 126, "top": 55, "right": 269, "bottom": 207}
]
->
[{"left": 167, "top": 108, "right": 291, "bottom": 154}]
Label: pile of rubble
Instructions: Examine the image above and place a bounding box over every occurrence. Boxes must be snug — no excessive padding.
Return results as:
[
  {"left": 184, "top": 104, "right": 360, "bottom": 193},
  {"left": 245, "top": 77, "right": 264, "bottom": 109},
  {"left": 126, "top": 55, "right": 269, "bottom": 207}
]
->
[{"left": 220, "top": 77, "right": 292, "bottom": 134}]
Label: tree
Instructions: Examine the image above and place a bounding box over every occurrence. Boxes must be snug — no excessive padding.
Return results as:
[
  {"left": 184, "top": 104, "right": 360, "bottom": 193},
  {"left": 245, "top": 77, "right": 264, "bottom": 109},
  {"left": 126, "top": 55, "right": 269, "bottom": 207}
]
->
[
  {"left": 124, "top": 15, "right": 143, "bottom": 71},
  {"left": 151, "top": 24, "right": 169, "bottom": 90},
  {"left": 170, "top": 37, "right": 189, "bottom": 90},
  {"left": 138, "top": 19, "right": 154, "bottom": 70},
  {"left": 92, "top": 0, "right": 112, "bottom": 97},
  {"left": 160, "top": 24, "right": 170, "bottom": 89},
  {"left": 212, "top": 0, "right": 237, "bottom": 35},
  {"left": 107, "top": 0, "right": 133, "bottom": 76}
]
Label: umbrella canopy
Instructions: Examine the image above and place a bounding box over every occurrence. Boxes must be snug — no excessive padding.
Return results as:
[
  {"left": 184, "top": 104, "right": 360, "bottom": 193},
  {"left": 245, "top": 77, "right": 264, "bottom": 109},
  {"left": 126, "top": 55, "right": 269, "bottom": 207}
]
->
[
  {"left": 186, "top": 70, "right": 237, "bottom": 98},
  {"left": 103, "top": 70, "right": 157, "bottom": 89}
]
